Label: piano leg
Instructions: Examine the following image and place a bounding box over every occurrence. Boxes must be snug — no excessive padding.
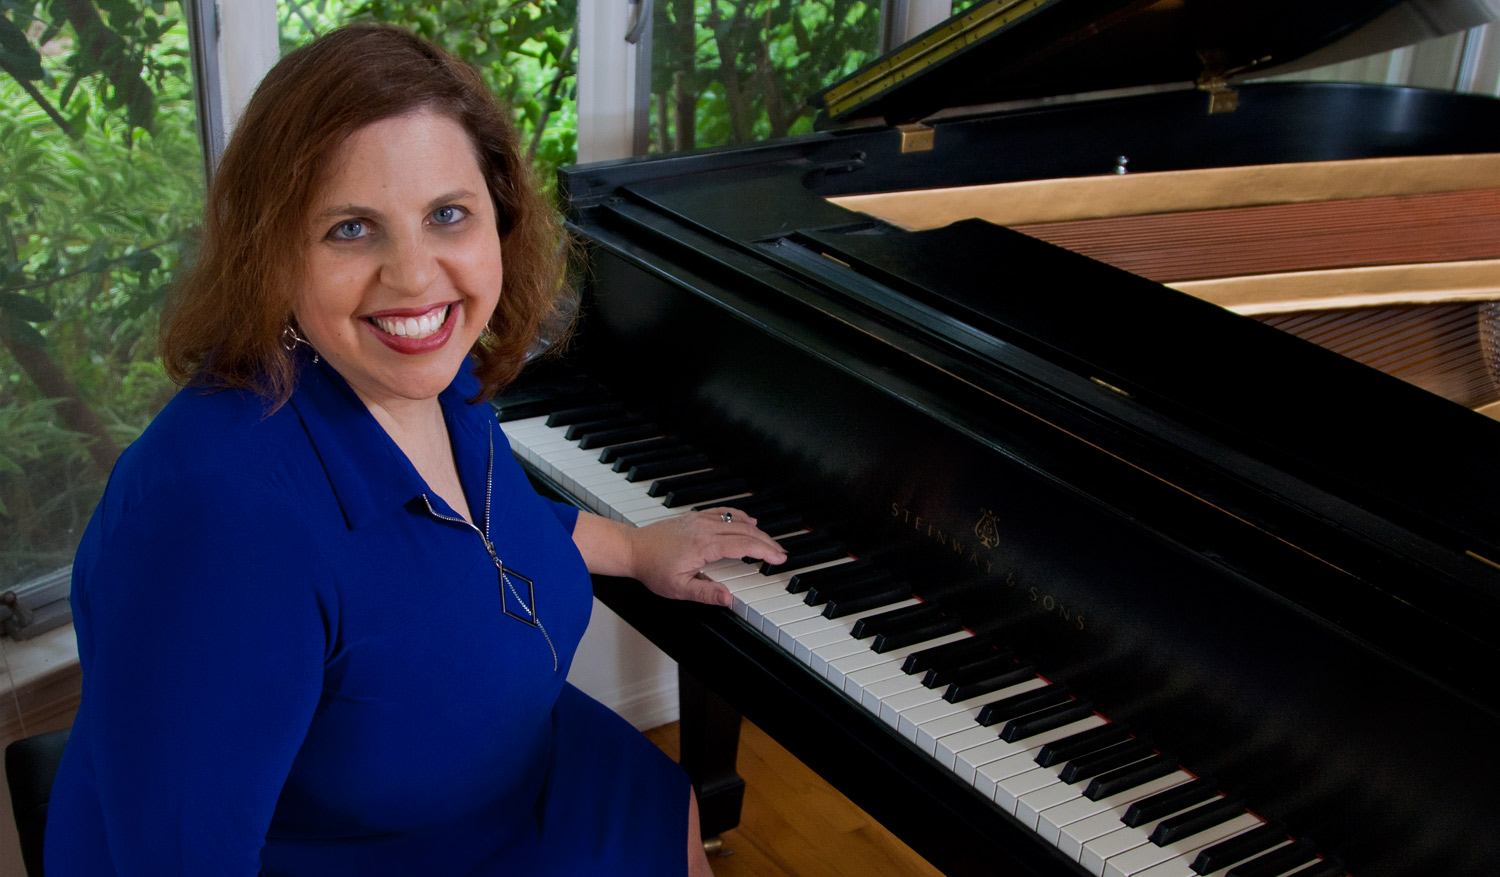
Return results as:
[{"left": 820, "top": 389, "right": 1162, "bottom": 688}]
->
[{"left": 678, "top": 666, "right": 746, "bottom": 838}]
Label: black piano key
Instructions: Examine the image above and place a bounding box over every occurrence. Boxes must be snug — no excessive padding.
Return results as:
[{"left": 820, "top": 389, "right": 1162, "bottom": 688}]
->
[
  {"left": 1034, "top": 723, "right": 1133, "bottom": 768},
  {"left": 543, "top": 401, "right": 626, "bottom": 427},
  {"left": 787, "top": 559, "right": 883, "bottom": 594},
  {"left": 901, "top": 633, "right": 1005, "bottom": 675},
  {"left": 762, "top": 543, "right": 849, "bottom": 575},
  {"left": 1122, "top": 776, "right": 1218, "bottom": 827},
  {"left": 1000, "top": 699, "right": 1096, "bottom": 742},
  {"left": 977, "top": 685, "right": 1071, "bottom": 727},
  {"left": 872, "top": 613, "right": 964, "bottom": 652},
  {"left": 649, "top": 468, "right": 734, "bottom": 498},
  {"left": 850, "top": 603, "right": 942, "bottom": 639},
  {"left": 820, "top": 580, "right": 911, "bottom": 619},
  {"left": 1059, "top": 738, "right": 1154, "bottom": 784},
  {"left": 768, "top": 531, "right": 833, "bottom": 552},
  {"left": 1190, "top": 821, "right": 1287, "bottom": 874},
  {"left": 1083, "top": 751, "right": 1179, "bottom": 800},
  {"left": 610, "top": 444, "right": 693, "bottom": 472},
  {"left": 805, "top": 570, "right": 897, "bottom": 605},
  {"left": 754, "top": 509, "right": 805, "bottom": 537},
  {"left": 578, "top": 423, "right": 660, "bottom": 449},
  {"left": 941, "top": 663, "right": 1035, "bottom": 702},
  {"left": 492, "top": 379, "right": 607, "bottom": 421},
  {"left": 564, "top": 416, "right": 634, "bottom": 441},
  {"left": 626, "top": 453, "right": 711, "bottom": 482},
  {"left": 1224, "top": 840, "right": 1316, "bottom": 877},
  {"left": 597, "top": 437, "right": 680, "bottom": 464},
  {"left": 1281, "top": 857, "right": 1344, "bottom": 877},
  {"left": 924, "top": 650, "right": 1018, "bottom": 689},
  {"left": 692, "top": 493, "right": 787, "bottom": 516},
  {"left": 665, "top": 478, "right": 748, "bottom": 507},
  {"left": 1149, "top": 796, "right": 1247, "bottom": 846}
]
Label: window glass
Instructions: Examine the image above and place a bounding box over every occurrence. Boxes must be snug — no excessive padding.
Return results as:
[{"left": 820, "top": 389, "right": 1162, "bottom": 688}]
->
[
  {"left": 278, "top": 0, "right": 579, "bottom": 181},
  {"left": 649, "top": 0, "right": 883, "bottom": 152},
  {"left": 1, "top": 2, "right": 204, "bottom": 592}
]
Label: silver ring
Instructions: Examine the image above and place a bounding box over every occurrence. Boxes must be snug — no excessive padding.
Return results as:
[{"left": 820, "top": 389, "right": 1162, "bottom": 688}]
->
[{"left": 721, "top": 512, "right": 733, "bottom": 524}]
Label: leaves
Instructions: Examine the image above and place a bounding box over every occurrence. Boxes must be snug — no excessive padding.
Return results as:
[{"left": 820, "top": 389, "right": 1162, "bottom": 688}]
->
[
  {"left": 0, "top": 14, "right": 45, "bottom": 81},
  {"left": 0, "top": 290, "right": 53, "bottom": 322},
  {"left": 0, "top": 6, "right": 201, "bottom": 571}
]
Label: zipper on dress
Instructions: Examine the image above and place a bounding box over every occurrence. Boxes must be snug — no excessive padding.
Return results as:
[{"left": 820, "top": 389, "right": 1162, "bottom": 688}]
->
[{"left": 420, "top": 423, "right": 559, "bottom": 672}]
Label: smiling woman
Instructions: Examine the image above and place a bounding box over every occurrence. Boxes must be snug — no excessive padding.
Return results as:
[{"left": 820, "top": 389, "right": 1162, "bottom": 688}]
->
[
  {"left": 295, "top": 111, "right": 505, "bottom": 439},
  {"left": 42, "top": 23, "right": 783, "bottom": 877}
]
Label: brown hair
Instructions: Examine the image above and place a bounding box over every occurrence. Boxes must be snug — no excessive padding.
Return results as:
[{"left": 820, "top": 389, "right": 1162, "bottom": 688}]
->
[{"left": 162, "top": 23, "right": 570, "bottom": 406}]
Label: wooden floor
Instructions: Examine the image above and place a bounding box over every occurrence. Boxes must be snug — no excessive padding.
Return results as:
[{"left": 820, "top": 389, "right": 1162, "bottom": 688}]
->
[{"left": 645, "top": 719, "right": 945, "bottom": 877}]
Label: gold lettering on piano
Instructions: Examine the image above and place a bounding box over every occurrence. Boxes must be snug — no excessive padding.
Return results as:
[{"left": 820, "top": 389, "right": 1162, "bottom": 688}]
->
[
  {"left": 891, "top": 500, "right": 1087, "bottom": 631},
  {"left": 890, "top": 502, "right": 994, "bottom": 572},
  {"left": 1030, "top": 586, "right": 1086, "bottom": 631},
  {"left": 974, "top": 508, "right": 1000, "bottom": 549}
]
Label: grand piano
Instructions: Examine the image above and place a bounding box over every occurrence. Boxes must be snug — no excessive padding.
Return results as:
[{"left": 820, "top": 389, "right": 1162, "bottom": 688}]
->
[{"left": 498, "top": 2, "right": 1500, "bottom": 874}]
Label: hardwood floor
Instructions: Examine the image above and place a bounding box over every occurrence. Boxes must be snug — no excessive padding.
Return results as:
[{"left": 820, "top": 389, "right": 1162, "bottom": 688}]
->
[{"left": 645, "top": 719, "right": 944, "bottom": 877}]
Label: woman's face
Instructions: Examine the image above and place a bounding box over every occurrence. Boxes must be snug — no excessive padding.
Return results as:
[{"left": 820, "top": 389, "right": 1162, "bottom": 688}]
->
[{"left": 295, "top": 109, "right": 502, "bottom": 413}]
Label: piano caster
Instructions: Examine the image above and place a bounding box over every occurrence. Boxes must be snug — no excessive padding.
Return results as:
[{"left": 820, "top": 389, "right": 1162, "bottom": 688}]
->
[{"left": 702, "top": 835, "right": 731, "bottom": 858}]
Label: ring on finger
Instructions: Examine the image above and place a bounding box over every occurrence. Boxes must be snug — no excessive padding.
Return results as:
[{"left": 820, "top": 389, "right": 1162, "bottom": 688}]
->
[{"left": 720, "top": 512, "right": 733, "bottom": 524}]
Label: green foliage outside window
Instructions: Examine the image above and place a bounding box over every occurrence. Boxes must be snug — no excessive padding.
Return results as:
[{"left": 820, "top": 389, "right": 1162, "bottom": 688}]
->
[
  {"left": 1, "top": 2, "right": 202, "bottom": 583},
  {"left": 279, "top": 0, "right": 579, "bottom": 180},
  {"left": 651, "top": 0, "right": 880, "bottom": 152}
]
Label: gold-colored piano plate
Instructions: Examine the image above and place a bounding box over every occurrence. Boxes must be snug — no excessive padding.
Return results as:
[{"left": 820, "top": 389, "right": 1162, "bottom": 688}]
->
[
  {"left": 828, "top": 153, "right": 1500, "bottom": 229},
  {"left": 1171, "top": 260, "right": 1500, "bottom": 315}
]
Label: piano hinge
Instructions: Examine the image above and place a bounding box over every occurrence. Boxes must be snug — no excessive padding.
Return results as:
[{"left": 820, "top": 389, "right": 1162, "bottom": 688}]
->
[
  {"left": 897, "top": 122, "right": 935, "bottom": 153},
  {"left": 1196, "top": 49, "right": 1238, "bottom": 115},
  {"left": 1089, "top": 376, "right": 1134, "bottom": 399}
]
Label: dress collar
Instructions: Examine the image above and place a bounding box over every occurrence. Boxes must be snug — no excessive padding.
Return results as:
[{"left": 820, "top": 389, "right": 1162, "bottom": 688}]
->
[{"left": 287, "top": 353, "right": 492, "bottom": 530}]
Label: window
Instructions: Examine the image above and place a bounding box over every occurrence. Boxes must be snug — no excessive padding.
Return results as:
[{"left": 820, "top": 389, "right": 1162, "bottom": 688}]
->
[
  {"left": 277, "top": 0, "right": 579, "bottom": 180},
  {"left": 1, "top": 1, "right": 205, "bottom": 627}
]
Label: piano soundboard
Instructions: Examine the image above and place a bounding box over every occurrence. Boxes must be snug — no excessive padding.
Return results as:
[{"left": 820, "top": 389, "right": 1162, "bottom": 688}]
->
[{"left": 496, "top": 393, "right": 1347, "bottom": 877}]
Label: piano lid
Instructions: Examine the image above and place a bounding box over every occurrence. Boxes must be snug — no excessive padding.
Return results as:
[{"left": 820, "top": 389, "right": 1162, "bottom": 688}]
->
[{"left": 812, "top": 0, "right": 1498, "bottom": 126}]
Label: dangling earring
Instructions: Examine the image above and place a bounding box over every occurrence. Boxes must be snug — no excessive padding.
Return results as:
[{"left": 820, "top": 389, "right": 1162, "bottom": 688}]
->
[{"left": 281, "top": 323, "right": 320, "bottom": 363}]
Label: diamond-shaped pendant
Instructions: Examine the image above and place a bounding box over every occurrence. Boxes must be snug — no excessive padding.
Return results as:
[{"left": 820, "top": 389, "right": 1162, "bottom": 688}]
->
[{"left": 499, "top": 564, "right": 539, "bottom": 628}]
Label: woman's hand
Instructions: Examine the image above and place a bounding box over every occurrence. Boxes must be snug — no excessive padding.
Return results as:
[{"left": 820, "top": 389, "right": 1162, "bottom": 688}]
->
[{"left": 571, "top": 508, "right": 787, "bottom": 607}]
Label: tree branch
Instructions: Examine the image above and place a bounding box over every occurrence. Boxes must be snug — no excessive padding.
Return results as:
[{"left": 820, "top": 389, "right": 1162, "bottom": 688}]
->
[
  {"left": 528, "top": 27, "right": 577, "bottom": 160},
  {"left": 1, "top": 241, "right": 169, "bottom": 293},
  {"left": 0, "top": 54, "right": 78, "bottom": 138}
]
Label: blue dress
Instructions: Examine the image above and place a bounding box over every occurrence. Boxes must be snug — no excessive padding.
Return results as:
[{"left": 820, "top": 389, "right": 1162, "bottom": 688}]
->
[{"left": 45, "top": 357, "right": 689, "bottom": 876}]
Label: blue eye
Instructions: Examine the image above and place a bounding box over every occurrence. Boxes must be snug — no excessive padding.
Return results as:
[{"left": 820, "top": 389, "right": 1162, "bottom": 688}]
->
[
  {"left": 328, "top": 220, "right": 366, "bottom": 241},
  {"left": 432, "top": 205, "right": 467, "bottom": 225}
]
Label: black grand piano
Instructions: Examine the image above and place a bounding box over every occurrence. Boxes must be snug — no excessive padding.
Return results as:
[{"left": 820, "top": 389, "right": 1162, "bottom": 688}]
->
[{"left": 497, "top": 2, "right": 1500, "bottom": 874}]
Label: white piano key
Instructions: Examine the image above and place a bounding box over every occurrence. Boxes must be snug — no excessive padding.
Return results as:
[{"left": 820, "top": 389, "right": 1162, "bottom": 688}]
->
[
  {"left": 786, "top": 624, "right": 855, "bottom": 658},
  {"left": 1131, "top": 838, "right": 1293, "bottom": 877},
  {"left": 860, "top": 673, "right": 927, "bottom": 713},
  {"left": 1100, "top": 813, "right": 1263, "bottom": 877},
  {"left": 904, "top": 676, "right": 1051, "bottom": 748},
  {"left": 810, "top": 639, "right": 871, "bottom": 678},
  {"left": 1036, "top": 771, "right": 1194, "bottom": 847},
  {"left": 995, "top": 766, "right": 1065, "bottom": 814},
  {"left": 937, "top": 715, "right": 1106, "bottom": 775},
  {"left": 879, "top": 685, "right": 948, "bottom": 727}
]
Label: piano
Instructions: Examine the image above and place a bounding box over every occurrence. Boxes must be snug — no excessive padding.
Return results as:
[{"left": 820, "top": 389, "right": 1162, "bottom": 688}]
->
[{"left": 500, "top": 2, "right": 1500, "bottom": 874}]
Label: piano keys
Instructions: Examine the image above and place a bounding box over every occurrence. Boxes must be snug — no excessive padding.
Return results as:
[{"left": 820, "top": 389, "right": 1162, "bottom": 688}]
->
[{"left": 496, "top": 393, "right": 1350, "bottom": 877}]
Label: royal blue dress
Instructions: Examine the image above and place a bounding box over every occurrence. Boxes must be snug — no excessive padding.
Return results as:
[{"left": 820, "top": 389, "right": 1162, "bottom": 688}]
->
[{"left": 45, "top": 357, "right": 689, "bottom": 876}]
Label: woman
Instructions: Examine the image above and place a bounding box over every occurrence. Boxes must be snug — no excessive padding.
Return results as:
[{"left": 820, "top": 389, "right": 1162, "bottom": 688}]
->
[{"left": 45, "top": 24, "right": 785, "bottom": 876}]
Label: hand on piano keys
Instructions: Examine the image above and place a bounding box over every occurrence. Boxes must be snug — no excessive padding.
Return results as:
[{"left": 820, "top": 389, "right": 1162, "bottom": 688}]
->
[
  {"left": 573, "top": 504, "right": 788, "bottom": 608},
  {"left": 497, "top": 383, "right": 1347, "bottom": 877}
]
